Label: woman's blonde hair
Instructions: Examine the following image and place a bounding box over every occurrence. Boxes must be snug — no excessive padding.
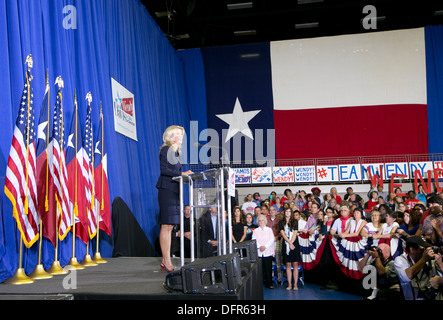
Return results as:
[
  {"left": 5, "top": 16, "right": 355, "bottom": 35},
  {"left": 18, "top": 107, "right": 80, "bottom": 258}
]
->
[{"left": 161, "top": 125, "right": 184, "bottom": 153}]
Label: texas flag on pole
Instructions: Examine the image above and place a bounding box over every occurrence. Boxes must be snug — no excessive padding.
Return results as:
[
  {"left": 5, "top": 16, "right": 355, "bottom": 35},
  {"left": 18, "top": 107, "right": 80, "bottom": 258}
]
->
[
  {"left": 94, "top": 105, "right": 111, "bottom": 236},
  {"left": 65, "top": 93, "right": 89, "bottom": 244},
  {"left": 202, "top": 28, "right": 428, "bottom": 162}
]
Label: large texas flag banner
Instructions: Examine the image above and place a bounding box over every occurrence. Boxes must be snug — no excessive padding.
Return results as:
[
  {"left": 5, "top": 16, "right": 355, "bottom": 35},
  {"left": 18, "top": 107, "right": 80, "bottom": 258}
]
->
[{"left": 202, "top": 28, "right": 428, "bottom": 162}]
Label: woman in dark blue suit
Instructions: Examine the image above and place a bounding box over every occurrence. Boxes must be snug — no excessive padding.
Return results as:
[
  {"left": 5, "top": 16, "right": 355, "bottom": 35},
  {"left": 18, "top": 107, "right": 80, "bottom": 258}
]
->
[{"left": 156, "top": 126, "right": 192, "bottom": 272}]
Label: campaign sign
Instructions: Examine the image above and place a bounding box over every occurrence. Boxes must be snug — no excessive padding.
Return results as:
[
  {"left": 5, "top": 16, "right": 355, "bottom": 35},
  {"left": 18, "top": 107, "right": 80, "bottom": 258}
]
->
[
  {"left": 111, "top": 78, "right": 137, "bottom": 141},
  {"left": 316, "top": 165, "right": 339, "bottom": 182},
  {"left": 433, "top": 161, "right": 443, "bottom": 179},
  {"left": 362, "top": 163, "right": 385, "bottom": 181},
  {"left": 293, "top": 166, "right": 316, "bottom": 183},
  {"left": 252, "top": 167, "right": 272, "bottom": 184},
  {"left": 339, "top": 164, "right": 362, "bottom": 182},
  {"left": 409, "top": 162, "right": 433, "bottom": 179},
  {"left": 273, "top": 167, "right": 294, "bottom": 183},
  {"left": 385, "top": 162, "right": 409, "bottom": 179},
  {"left": 233, "top": 168, "right": 251, "bottom": 185}
]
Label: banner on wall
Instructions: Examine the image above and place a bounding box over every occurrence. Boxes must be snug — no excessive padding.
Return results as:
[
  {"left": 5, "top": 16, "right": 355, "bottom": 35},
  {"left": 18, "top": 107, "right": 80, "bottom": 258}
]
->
[{"left": 111, "top": 78, "right": 137, "bottom": 141}]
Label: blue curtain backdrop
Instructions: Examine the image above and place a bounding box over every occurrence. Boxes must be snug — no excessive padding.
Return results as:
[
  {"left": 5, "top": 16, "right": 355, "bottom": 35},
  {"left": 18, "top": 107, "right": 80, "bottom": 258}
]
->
[
  {"left": 0, "top": 0, "right": 207, "bottom": 283},
  {"left": 425, "top": 25, "right": 443, "bottom": 155}
]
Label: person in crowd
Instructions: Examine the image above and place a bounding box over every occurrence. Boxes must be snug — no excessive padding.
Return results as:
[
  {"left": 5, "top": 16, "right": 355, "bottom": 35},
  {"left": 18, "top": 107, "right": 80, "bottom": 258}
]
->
[
  {"left": 252, "top": 192, "right": 261, "bottom": 207},
  {"left": 156, "top": 125, "right": 193, "bottom": 272},
  {"left": 396, "top": 202, "right": 408, "bottom": 215},
  {"left": 397, "top": 209, "right": 421, "bottom": 239},
  {"left": 252, "top": 214, "right": 276, "bottom": 289},
  {"left": 348, "top": 193, "right": 363, "bottom": 210},
  {"left": 344, "top": 187, "right": 363, "bottom": 204},
  {"left": 303, "top": 202, "right": 321, "bottom": 234},
  {"left": 386, "top": 192, "right": 396, "bottom": 211},
  {"left": 261, "top": 204, "right": 270, "bottom": 217},
  {"left": 330, "top": 206, "right": 352, "bottom": 237},
  {"left": 280, "top": 189, "right": 293, "bottom": 205},
  {"left": 318, "top": 207, "right": 335, "bottom": 240},
  {"left": 311, "top": 187, "right": 323, "bottom": 205},
  {"left": 328, "top": 198, "right": 339, "bottom": 212},
  {"left": 293, "top": 210, "right": 307, "bottom": 231},
  {"left": 421, "top": 195, "right": 443, "bottom": 246},
  {"left": 373, "top": 211, "right": 399, "bottom": 242},
  {"left": 269, "top": 191, "right": 277, "bottom": 206},
  {"left": 366, "top": 190, "right": 379, "bottom": 211},
  {"left": 172, "top": 205, "right": 192, "bottom": 258},
  {"left": 303, "top": 199, "right": 313, "bottom": 218},
  {"left": 232, "top": 206, "right": 247, "bottom": 243},
  {"left": 241, "top": 194, "right": 257, "bottom": 215},
  {"left": 253, "top": 206, "right": 262, "bottom": 225},
  {"left": 199, "top": 206, "right": 219, "bottom": 258},
  {"left": 357, "top": 243, "right": 400, "bottom": 300},
  {"left": 405, "top": 190, "right": 422, "bottom": 211},
  {"left": 340, "top": 207, "right": 367, "bottom": 238},
  {"left": 296, "top": 190, "right": 307, "bottom": 212},
  {"left": 394, "top": 235, "right": 443, "bottom": 300},
  {"left": 378, "top": 203, "right": 392, "bottom": 223},
  {"left": 367, "top": 184, "right": 388, "bottom": 202},
  {"left": 272, "top": 196, "right": 282, "bottom": 212},
  {"left": 279, "top": 207, "right": 302, "bottom": 290},
  {"left": 267, "top": 206, "right": 282, "bottom": 284},
  {"left": 321, "top": 193, "right": 333, "bottom": 210},
  {"left": 245, "top": 213, "right": 258, "bottom": 241},
  {"left": 330, "top": 187, "right": 342, "bottom": 204},
  {"left": 361, "top": 210, "right": 382, "bottom": 238},
  {"left": 417, "top": 184, "right": 427, "bottom": 204}
]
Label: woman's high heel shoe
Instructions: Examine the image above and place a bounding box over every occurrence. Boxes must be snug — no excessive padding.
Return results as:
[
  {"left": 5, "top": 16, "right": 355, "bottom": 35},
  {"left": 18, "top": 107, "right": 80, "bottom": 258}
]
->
[{"left": 160, "top": 262, "right": 175, "bottom": 273}]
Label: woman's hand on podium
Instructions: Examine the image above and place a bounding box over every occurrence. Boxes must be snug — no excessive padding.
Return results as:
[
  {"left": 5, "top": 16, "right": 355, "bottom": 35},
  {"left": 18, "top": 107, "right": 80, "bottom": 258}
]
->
[{"left": 182, "top": 170, "right": 193, "bottom": 176}]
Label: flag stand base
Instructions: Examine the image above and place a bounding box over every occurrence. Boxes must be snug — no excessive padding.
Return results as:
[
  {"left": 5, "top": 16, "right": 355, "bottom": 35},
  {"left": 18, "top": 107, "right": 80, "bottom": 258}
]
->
[
  {"left": 80, "top": 254, "right": 98, "bottom": 267},
  {"left": 29, "top": 264, "right": 53, "bottom": 280},
  {"left": 92, "top": 252, "right": 107, "bottom": 264},
  {"left": 66, "top": 257, "right": 85, "bottom": 270},
  {"left": 4, "top": 268, "right": 35, "bottom": 285},
  {"left": 47, "top": 261, "right": 69, "bottom": 275}
]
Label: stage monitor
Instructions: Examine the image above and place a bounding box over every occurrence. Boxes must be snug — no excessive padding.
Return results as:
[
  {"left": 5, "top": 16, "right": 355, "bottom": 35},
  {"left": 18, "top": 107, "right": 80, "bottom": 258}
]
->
[
  {"left": 232, "top": 240, "right": 258, "bottom": 263},
  {"left": 164, "top": 253, "right": 242, "bottom": 294}
]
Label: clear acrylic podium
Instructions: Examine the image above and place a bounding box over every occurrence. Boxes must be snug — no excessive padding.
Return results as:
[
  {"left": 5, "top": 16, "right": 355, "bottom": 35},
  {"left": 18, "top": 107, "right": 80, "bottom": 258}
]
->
[{"left": 173, "top": 167, "right": 233, "bottom": 267}]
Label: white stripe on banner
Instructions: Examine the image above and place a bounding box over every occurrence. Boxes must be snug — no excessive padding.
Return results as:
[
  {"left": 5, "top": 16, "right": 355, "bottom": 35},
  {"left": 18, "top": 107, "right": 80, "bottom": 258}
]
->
[{"left": 271, "top": 28, "right": 427, "bottom": 110}]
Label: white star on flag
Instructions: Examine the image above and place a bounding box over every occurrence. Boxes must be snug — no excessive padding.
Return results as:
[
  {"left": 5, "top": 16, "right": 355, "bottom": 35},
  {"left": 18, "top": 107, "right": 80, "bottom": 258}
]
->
[{"left": 215, "top": 97, "right": 261, "bottom": 143}]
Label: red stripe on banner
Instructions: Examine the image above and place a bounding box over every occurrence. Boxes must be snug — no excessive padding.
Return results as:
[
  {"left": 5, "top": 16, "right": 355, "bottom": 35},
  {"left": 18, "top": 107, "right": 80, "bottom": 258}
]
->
[
  {"left": 299, "top": 233, "right": 328, "bottom": 271},
  {"left": 274, "top": 104, "right": 428, "bottom": 159},
  {"left": 328, "top": 236, "right": 366, "bottom": 280}
]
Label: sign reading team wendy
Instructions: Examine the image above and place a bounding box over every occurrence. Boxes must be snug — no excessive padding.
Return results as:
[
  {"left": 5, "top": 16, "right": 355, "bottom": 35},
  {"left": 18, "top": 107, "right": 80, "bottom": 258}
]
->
[{"left": 111, "top": 78, "right": 137, "bottom": 141}]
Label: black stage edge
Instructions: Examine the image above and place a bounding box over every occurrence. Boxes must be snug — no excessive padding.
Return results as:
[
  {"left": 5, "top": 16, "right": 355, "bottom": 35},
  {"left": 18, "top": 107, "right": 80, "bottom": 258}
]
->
[{"left": 0, "top": 257, "right": 262, "bottom": 300}]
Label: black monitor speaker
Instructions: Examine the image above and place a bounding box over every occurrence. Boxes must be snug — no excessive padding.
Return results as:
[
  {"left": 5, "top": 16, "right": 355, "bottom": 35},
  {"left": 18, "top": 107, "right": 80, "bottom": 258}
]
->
[
  {"left": 164, "top": 252, "right": 242, "bottom": 294},
  {"left": 232, "top": 240, "right": 258, "bottom": 263}
]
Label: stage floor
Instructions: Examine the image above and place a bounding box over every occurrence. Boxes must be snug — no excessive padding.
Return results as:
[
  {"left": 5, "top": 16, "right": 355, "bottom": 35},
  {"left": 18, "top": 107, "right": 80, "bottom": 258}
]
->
[{"left": 0, "top": 257, "right": 261, "bottom": 300}]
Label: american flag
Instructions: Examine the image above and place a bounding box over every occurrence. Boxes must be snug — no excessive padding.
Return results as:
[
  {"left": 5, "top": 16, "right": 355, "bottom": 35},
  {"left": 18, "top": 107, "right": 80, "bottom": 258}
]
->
[
  {"left": 83, "top": 93, "right": 97, "bottom": 239},
  {"left": 4, "top": 64, "right": 39, "bottom": 248},
  {"left": 50, "top": 77, "right": 72, "bottom": 240}
]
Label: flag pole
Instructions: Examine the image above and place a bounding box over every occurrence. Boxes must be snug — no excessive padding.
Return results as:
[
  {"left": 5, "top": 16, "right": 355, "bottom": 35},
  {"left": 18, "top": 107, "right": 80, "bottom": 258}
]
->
[
  {"left": 67, "top": 90, "right": 85, "bottom": 270},
  {"left": 81, "top": 92, "right": 97, "bottom": 267},
  {"left": 30, "top": 69, "right": 53, "bottom": 280},
  {"left": 5, "top": 57, "right": 36, "bottom": 285},
  {"left": 93, "top": 101, "right": 107, "bottom": 264}
]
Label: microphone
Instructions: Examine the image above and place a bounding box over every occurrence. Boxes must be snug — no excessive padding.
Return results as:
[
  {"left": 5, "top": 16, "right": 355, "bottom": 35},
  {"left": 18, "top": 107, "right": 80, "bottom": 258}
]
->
[
  {"left": 194, "top": 143, "right": 220, "bottom": 149},
  {"left": 193, "top": 142, "right": 202, "bottom": 148}
]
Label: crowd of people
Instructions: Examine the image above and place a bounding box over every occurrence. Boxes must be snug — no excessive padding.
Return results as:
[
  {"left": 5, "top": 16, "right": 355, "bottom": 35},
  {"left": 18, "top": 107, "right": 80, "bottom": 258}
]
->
[
  {"left": 233, "top": 184, "right": 443, "bottom": 299},
  {"left": 171, "top": 184, "right": 443, "bottom": 299}
]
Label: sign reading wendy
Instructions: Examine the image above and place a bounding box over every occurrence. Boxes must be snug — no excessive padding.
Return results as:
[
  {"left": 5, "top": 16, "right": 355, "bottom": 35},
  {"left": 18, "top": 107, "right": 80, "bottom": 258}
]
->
[{"left": 111, "top": 78, "right": 137, "bottom": 141}]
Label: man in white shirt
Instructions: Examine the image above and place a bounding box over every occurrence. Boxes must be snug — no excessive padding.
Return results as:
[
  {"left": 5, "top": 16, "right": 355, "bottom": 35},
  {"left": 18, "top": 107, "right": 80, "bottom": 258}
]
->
[
  {"left": 394, "top": 235, "right": 443, "bottom": 300},
  {"left": 330, "top": 206, "right": 352, "bottom": 236},
  {"left": 241, "top": 194, "right": 257, "bottom": 215}
]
